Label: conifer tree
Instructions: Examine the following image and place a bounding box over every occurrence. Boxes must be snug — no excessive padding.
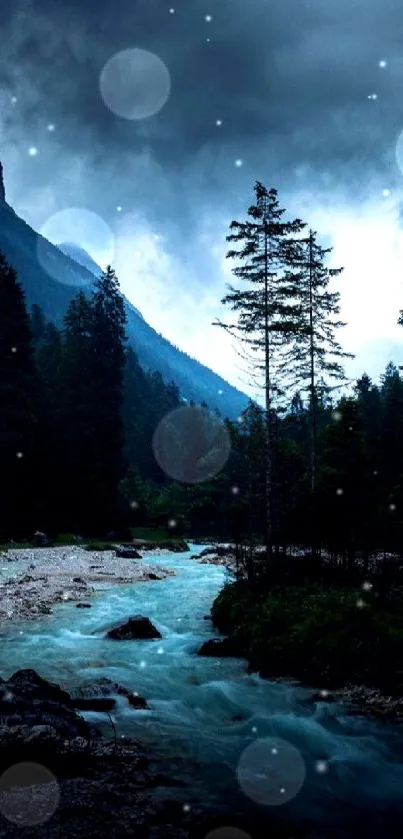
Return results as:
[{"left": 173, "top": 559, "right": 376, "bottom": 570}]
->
[
  {"left": 213, "top": 182, "right": 305, "bottom": 564},
  {"left": 279, "top": 229, "right": 353, "bottom": 496},
  {"left": 59, "top": 290, "right": 94, "bottom": 530},
  {"left": 89, "top": 266, "right": 127, "bottom": 530}
]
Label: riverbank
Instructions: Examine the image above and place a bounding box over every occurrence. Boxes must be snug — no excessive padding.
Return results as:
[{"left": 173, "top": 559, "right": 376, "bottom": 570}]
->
[
  {"left": 1, "top": 543, "right": 403, "bottom": 838},
  {"left": 0, "top": 546, "right": 175, "bottom": 623},
  {"left": 210, "top": 578, "right": 403, "bottom": 721},
  {"left": 0, "top": 669, "right": 215, "bottom": 839}
]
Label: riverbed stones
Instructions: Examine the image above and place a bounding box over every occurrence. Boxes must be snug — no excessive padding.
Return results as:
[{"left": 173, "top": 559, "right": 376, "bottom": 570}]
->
[
  {"left": 107, "top": 615, "right": 162, "bottom": 640},
  {"left": 0, "top": 546, "right": 174, "bottom": 623}
]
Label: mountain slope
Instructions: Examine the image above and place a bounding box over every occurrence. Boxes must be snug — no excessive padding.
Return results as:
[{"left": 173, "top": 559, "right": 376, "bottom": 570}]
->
[{"left": 0, "top": 193, "right": 248, "bottom": 419}]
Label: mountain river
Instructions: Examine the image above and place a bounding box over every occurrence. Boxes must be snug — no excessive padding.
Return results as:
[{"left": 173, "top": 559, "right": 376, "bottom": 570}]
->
[{"left": 1, "top": 543, "right": 403, "bottom": 837}]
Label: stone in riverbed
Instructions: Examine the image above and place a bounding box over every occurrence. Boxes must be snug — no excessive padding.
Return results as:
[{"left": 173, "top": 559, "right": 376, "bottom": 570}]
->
[
  {"left": 197, "top": 637, "right": 244, "bottom": 657},
  {"left": 70, "top": 679, "right": 148, "bottom": 710},
  {"left": 76, "top": 602, "right": 92, "bottom": 608},
  {"left": 106, "top": 615, "right": 162, "bottom": 640}
]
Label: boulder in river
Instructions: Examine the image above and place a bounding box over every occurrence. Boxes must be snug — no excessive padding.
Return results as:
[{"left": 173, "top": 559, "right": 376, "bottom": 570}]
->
[
  {"left": 197, "top": 637, "right": 244, "bottom": 657},
  {"left": 106, "top": 615, "right": 162, "bottom": 640},
  {"left": 76, "top": 602, "right": 92, "bottom": 608},
  {"left": 70, "top": 679, "right": 148, "bottom": 711}
]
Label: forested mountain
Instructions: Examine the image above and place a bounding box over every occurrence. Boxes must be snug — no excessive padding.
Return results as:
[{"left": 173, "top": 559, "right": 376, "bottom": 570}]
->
[{"left": 0, "top": 166, "right": 248, "bottom": 419}]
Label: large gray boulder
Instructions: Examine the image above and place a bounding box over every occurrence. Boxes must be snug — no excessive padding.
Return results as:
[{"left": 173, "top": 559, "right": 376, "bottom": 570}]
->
[{"left": 106, "top": 615, "right": 162, "bottom": 640}]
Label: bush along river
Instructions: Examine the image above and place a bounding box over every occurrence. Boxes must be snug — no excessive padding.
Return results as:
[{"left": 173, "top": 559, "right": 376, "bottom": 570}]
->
[{"left": 1, "top": 542, "right": 403, "bottom": 838}]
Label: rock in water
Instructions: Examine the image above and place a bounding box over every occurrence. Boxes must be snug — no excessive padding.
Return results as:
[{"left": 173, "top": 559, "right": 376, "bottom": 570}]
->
[
  {"left": 70, "top": 679, "right": 148, "bottom": 710},
  {"left": 197, "top": 637, "right": 244, "bottom": 657},
  {"left": 106, "top": 615, "right": 162, "bottom": 640}
]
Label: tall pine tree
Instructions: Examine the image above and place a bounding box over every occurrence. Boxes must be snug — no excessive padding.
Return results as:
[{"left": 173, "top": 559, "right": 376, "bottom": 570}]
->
[{"left": 213, "top": 182, "right": 305, "bottom": 564}]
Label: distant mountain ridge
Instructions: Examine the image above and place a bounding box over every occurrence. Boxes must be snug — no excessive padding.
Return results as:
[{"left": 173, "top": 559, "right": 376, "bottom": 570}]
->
[{"left": 0, "top": 166, "right": 248, "bottom": 418}]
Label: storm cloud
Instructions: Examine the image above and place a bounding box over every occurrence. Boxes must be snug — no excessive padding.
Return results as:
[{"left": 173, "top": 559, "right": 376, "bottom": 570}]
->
[{"left": 1, "top": 0, "right": 403, "bottom": 396}]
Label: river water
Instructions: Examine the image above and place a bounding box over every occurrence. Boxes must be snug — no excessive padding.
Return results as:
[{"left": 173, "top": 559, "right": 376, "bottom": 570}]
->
[{"left": 1, "top": 543, "right": 403, "bottom": 837}]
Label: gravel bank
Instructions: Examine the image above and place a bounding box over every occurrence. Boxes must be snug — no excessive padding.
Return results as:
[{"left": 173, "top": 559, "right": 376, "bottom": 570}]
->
[{"left": 0, "top": 547, "right": 174, "bottom": 623}]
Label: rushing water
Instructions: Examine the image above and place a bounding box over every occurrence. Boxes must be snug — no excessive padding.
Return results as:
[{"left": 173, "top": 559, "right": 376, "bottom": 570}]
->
[{"left": 1, "top": 543, "right": 403, "bottom": 837}]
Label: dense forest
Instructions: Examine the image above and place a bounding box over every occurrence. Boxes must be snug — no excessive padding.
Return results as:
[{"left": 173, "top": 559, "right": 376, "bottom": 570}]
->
[{"left": 1, "top": 181, "right": 403, "bottom": 569}]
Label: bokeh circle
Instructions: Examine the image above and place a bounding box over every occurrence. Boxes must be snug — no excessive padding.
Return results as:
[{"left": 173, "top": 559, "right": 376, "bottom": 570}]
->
[
  {"left": 0, "top": 762, "right": 60, "bottom": 826},
  {"left": 152, "top": 405, "right": 231, "bottom": 483},
  {"left": 37, "top": 207, "right": 114, "bottom": 285},
  {"left": 236, "top": 736, "right": 306, "bottom": 806},
  {"left": 99, "top": 48, "right": 171, "bottom": 120}
]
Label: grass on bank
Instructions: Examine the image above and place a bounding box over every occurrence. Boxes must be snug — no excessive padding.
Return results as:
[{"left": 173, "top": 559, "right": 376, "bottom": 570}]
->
[
  {"left": 211, "top": 578, "right": 403, "bottom": 695},
  {"left": 0, "top": 526, "right": 190, "bottom": 553}
]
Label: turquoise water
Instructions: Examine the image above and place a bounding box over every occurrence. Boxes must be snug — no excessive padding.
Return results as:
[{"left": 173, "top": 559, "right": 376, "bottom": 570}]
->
[{"left": 1, "top": 543, "right": 403, "bottom": 836}]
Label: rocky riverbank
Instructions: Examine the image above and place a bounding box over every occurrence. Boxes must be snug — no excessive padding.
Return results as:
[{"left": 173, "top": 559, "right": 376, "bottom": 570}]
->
[
  {"left": 0, "top": 669, "right": 222, "bottom": 839},
  {"left": 208, "top": 577, "right": 403, "bottom": 722},
  {"left": 0, "top": 546, "right": 174, "bottom": 623}
]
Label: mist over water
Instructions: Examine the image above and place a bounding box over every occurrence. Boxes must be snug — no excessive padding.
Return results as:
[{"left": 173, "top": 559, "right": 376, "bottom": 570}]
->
[{"left": 1, "top": 544, "right": 403, "bottom": 837}]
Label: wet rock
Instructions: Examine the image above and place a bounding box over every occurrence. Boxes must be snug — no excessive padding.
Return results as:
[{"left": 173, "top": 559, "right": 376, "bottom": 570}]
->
[
  {"left": 107, "top": 615, "right": 162, "bottom": 640},
  {"left": 72, "top": 695, "right": 116, "bottom": 712},
  {"left": 197, "top": 637, "right": 244, "bottom": 657},
  {"left": 72, "top": 576, "right": 87, "bottom": 584},
  {"left": 70, "top": 678, "right": 148, "bottom": 710},
  {"left": 76, "top": 602, "right": 92, "bottom": 608},
  {"left": 0, "top": 669, "right": 91, "bottom": 739},
  {"left": 115, "top": 546, "right": 142, "bottom": 559}
]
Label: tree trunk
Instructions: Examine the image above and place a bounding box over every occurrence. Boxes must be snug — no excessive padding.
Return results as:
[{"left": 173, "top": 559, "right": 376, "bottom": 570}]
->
[
  {"left": 264, "top": 212, "right": 273, "bottom": 567},
  {"left": 308, "top": 231, "right": 317, "bottom": 559}
]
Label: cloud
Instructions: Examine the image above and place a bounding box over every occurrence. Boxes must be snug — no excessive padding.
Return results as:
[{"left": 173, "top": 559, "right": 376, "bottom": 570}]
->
[{"left": 1, "top": 0, "right": 403, "bottom": 396}]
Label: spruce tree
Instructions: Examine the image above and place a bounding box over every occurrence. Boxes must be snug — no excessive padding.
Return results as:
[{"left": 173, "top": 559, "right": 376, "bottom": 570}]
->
[
  {"left": 279, "top": 229, "right": 353, "bottom": 495},
  {"left": 59, "top": 290, "right": 94, "bottom": 530},
  {"left": 89, "top": 266, "right": 127, "bottom": 531},
  {"left": 213, "top": 182, "right": 305, "bottom": 564}
]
